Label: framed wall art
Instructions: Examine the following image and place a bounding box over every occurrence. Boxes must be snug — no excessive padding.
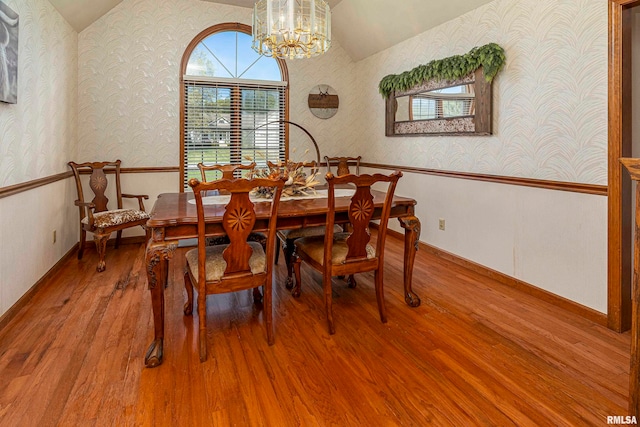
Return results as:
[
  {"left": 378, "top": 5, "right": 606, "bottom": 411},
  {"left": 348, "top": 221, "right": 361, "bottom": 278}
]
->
[{"left": 0, "top": 1, "right": 18, "bottom": 104}]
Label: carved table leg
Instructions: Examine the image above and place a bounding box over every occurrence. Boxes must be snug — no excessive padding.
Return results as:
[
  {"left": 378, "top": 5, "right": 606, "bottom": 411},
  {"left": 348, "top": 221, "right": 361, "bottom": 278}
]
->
[
  {"left": 144, "top": 240, "right": 176, "bottom": 368},
  {"left": 399, "top": 215, "right": 421, "bottom": 307}
]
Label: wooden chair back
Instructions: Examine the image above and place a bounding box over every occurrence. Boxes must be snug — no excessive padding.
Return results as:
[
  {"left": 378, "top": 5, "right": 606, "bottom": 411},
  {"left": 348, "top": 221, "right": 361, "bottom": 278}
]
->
[
  {"left": 197, "top": 162, "right": 256, "bottom": 182},
  {"left": 324, "top": 171, "right": 402, "bottom": 273},
  {"left": 267, "top": 160, "right": 319, "bottom": 175},
  {"left": 188, "top": 177, "right": 284, "bottom": 286},
  {"left": 69, "top": 160, "right": 124, "bottom": 217},
  {"left": 324, "top": 156, "right": 361, "bottom": 176}
]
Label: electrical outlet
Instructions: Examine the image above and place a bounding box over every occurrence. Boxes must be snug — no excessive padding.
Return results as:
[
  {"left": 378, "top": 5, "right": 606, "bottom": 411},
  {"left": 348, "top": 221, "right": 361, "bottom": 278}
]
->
[
  {"left": 438, "top": 218, "right": 445, "bottom": 231},
  {"left": 53, "top": 230, "right": 56, "bottom": 244}
]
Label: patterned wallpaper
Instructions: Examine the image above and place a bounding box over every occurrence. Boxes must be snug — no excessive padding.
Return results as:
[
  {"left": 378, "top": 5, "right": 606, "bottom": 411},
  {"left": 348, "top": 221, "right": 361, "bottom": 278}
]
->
[
  {"left": 77, "top": 0, "right": 608, "bottom": 185},
  {"left": 354, "top": 0, "right": 608, "bottom": 185},
  {"left": 77, "top": 0, "right": 357, "bottom": 168},
  {"left": 0, "top": 0, "right": 77, "bottom": 187}
]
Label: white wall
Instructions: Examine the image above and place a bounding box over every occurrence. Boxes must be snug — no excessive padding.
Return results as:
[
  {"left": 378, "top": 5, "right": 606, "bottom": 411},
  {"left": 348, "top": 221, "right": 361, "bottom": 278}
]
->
[
  {"left": 75, "top": 0, "right": 610, "bottom": 313},
  {"left": 366, "top": 167, "right": 608, "bottom": 312},
  {"left": 1, "top": 0, "right": 611, "bottom": 317},
  {"left": 0, "top": 0, "right": 78, "bottom": 316},
  {"left": 0, "top": 180, "right": 78, "bottom": 314},
  {"left": 355, "top": 0, "right": 609, "bottom": 312},
  {"left": 75, "top": 0, "right": 357, "bottom": 239},
  {"left": 76, "top": 0, "right": 357, "bottom": 168},
  {"left": 355, "top": 0, "right": 607, "bottom": 183}
]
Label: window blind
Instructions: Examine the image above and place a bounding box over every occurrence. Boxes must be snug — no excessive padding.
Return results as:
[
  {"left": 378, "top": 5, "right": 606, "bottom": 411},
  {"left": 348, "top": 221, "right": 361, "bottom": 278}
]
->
[
  {"left": 183, "top": 76, "right": 287, "bottom": 188},
  {"left": 411, "top": 96, "right": 475, "bottom": 120}
]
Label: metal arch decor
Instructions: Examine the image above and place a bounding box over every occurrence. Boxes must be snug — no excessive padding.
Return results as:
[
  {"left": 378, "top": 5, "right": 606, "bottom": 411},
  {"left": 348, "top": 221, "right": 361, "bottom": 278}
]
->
[{"left": 253, "top": 119, "right": 321, "bottom": 166}]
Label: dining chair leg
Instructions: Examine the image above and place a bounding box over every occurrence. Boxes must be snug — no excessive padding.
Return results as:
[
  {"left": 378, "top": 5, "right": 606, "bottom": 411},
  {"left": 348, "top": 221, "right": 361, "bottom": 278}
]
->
[
  {"left": 374, "top": 270, "right": 387, "bottom": 323},
  {"left": 323, "top": 274, "right": 336, "bottom": 335},
  {"left": 183, "top": 270, "right": 193, "bottom": 315},
  {"left": 283, "top": 239, "right": 295, "bottom": 289},
  {"left": 198, "top": 290, "right": 207, "bottom": 362},
  {"left": 275, "top": 239, "right": 281, "bottom": 265},
  {"left": 93, "top": 233, "right": 110, "bottom": 272},
  {"left": 115, "top": 230, "right": 123, "bottom": 249},
  {"left": 252, "top": 287, "right": 263, "bottom": 303},
  {"left": 292, "top": 255, "right": 302, "bottom": 298},
  {"left": 265, "top": 279, "right": 274, "bottom": 345},
  {"left": 78, "top": 228, "right": 86, "bottom": 259},
  {"left": 346, "top": 274, "right": 357, "bottom": 288}
]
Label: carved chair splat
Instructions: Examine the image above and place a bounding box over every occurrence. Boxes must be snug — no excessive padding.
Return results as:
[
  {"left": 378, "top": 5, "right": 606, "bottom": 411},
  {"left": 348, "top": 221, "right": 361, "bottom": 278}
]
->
[{"left": 197, "top": 162, "right": 266, "bottom": 286}]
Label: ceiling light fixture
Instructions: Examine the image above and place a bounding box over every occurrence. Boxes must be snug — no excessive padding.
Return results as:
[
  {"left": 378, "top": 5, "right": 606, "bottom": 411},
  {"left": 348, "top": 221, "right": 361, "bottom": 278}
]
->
[{"left": 252, "top": 0, "right": 331, "bottom": 60}]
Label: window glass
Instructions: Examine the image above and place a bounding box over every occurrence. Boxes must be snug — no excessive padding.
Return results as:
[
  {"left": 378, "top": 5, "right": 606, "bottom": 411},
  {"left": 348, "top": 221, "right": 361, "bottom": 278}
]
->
[{"left": 182, "top": 25, "right": 287, "bottom": 188}]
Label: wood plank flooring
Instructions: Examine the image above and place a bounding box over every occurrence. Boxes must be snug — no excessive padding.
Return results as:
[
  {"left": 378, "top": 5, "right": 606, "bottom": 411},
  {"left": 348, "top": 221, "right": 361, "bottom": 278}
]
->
[{"left": 0, "top": 235, "right": 631, "bottom": 426}]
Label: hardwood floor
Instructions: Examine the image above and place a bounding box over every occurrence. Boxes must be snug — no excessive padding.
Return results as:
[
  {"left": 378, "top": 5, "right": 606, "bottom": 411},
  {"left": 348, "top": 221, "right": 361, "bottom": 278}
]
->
[{"left": 0, "top": 235, "right": 630, "bottom": 426}]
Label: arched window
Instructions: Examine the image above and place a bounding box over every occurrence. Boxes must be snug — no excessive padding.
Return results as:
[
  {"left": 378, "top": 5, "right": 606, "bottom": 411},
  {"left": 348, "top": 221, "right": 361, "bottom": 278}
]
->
[{"left": 180, "top": 23, "right": 289, "bottom": 188}]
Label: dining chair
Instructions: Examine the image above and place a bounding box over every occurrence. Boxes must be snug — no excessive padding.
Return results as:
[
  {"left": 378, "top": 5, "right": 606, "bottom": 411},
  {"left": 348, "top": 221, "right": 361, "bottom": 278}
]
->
[
  {"left": 269, "top": 160, "right": 343, "bottom": 289},
  {"left": 198, "top": 162, "right": 256, "bottom": 181},
  {"left": 292, "top": 170, "right": 402, "bottom": 334},
  {"left": 184, "top": 176, "right": 285, "bottom": 362},
  {"left": 324, "top": 155, "right": 361, "bottom": 176},
  {"left": 68, "top": 160, "right": 150, "bottom": 272}
]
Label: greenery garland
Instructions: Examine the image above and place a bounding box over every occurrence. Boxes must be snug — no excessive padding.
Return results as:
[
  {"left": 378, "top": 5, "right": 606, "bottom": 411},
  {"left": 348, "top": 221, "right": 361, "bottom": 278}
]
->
[{"left": 378, "top": 43, "right": 506, "bottom": 98}]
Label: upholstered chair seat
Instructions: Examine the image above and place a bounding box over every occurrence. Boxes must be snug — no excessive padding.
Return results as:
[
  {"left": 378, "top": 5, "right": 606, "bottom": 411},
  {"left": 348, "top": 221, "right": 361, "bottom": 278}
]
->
[
  {"left": 276, "top": 224, "right": 342, "bottom": 241},
  {"left": 276, "top": 224, "right": 343, "bottom": 289},
  {"left": 293, "top": 232, "right": 375, "bottom": 266},
  {"left": 81, "top": 208, "right": 150, "bottom": 229},
  {"left": 185, "top": 242, "right": 266, "bottom": 282}
]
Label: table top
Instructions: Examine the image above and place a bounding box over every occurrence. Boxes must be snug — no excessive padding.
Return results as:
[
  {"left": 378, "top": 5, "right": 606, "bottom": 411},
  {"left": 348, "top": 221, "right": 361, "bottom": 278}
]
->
[{"left": 147, "top": 188, "right": 416, "bottom": 229}]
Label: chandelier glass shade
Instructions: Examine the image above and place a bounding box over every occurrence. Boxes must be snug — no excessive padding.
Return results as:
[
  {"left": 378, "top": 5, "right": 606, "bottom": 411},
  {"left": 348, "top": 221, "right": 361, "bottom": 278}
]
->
[{"left": 252, "top": 0, "right": 331, "bottom": 60}]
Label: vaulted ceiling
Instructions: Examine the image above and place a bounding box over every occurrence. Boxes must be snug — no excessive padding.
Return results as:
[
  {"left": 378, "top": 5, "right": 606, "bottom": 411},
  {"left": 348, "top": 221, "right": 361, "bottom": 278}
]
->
[{"left": 47, "top": 0, "right": 495, "bottom": 61}]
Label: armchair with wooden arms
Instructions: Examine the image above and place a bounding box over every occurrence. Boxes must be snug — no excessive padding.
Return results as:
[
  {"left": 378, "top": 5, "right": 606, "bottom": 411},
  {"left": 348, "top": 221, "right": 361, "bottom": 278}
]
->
[
  {"left": 68, "top": 160, "right": 150, "bottom": 272},
  {"left": 324, "top": 155, "right": 361, "bottom": 176},
  {"left": 292, "top": 170, "right": 402, "bottom": 334},
  {"left": 183, "top": 176, "right": 285, "bottom": 362}
]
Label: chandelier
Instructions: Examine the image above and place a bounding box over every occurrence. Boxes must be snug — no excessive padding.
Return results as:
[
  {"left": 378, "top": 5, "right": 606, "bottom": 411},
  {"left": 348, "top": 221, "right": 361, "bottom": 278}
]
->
[{"left": 252, "top": 0, "right": 331, "bottom": 60}]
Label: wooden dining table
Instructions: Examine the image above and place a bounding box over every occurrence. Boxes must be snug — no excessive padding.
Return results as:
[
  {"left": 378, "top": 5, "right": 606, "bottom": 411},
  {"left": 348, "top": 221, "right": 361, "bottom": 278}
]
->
[{"left": 143, "top": 189, "right": 422, "bottom": 367}]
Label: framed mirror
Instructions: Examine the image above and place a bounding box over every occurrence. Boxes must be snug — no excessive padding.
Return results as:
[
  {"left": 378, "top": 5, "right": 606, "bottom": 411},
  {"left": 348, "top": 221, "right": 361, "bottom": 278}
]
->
[{"left": 385, "top": 68, "right": 492, "bottom": 136}]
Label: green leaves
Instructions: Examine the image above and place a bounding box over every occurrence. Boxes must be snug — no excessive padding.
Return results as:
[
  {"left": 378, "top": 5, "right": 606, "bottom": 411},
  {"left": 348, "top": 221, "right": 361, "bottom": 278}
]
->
[{"left": 378, "top": 43, "right": 506, "bottom": 98}]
